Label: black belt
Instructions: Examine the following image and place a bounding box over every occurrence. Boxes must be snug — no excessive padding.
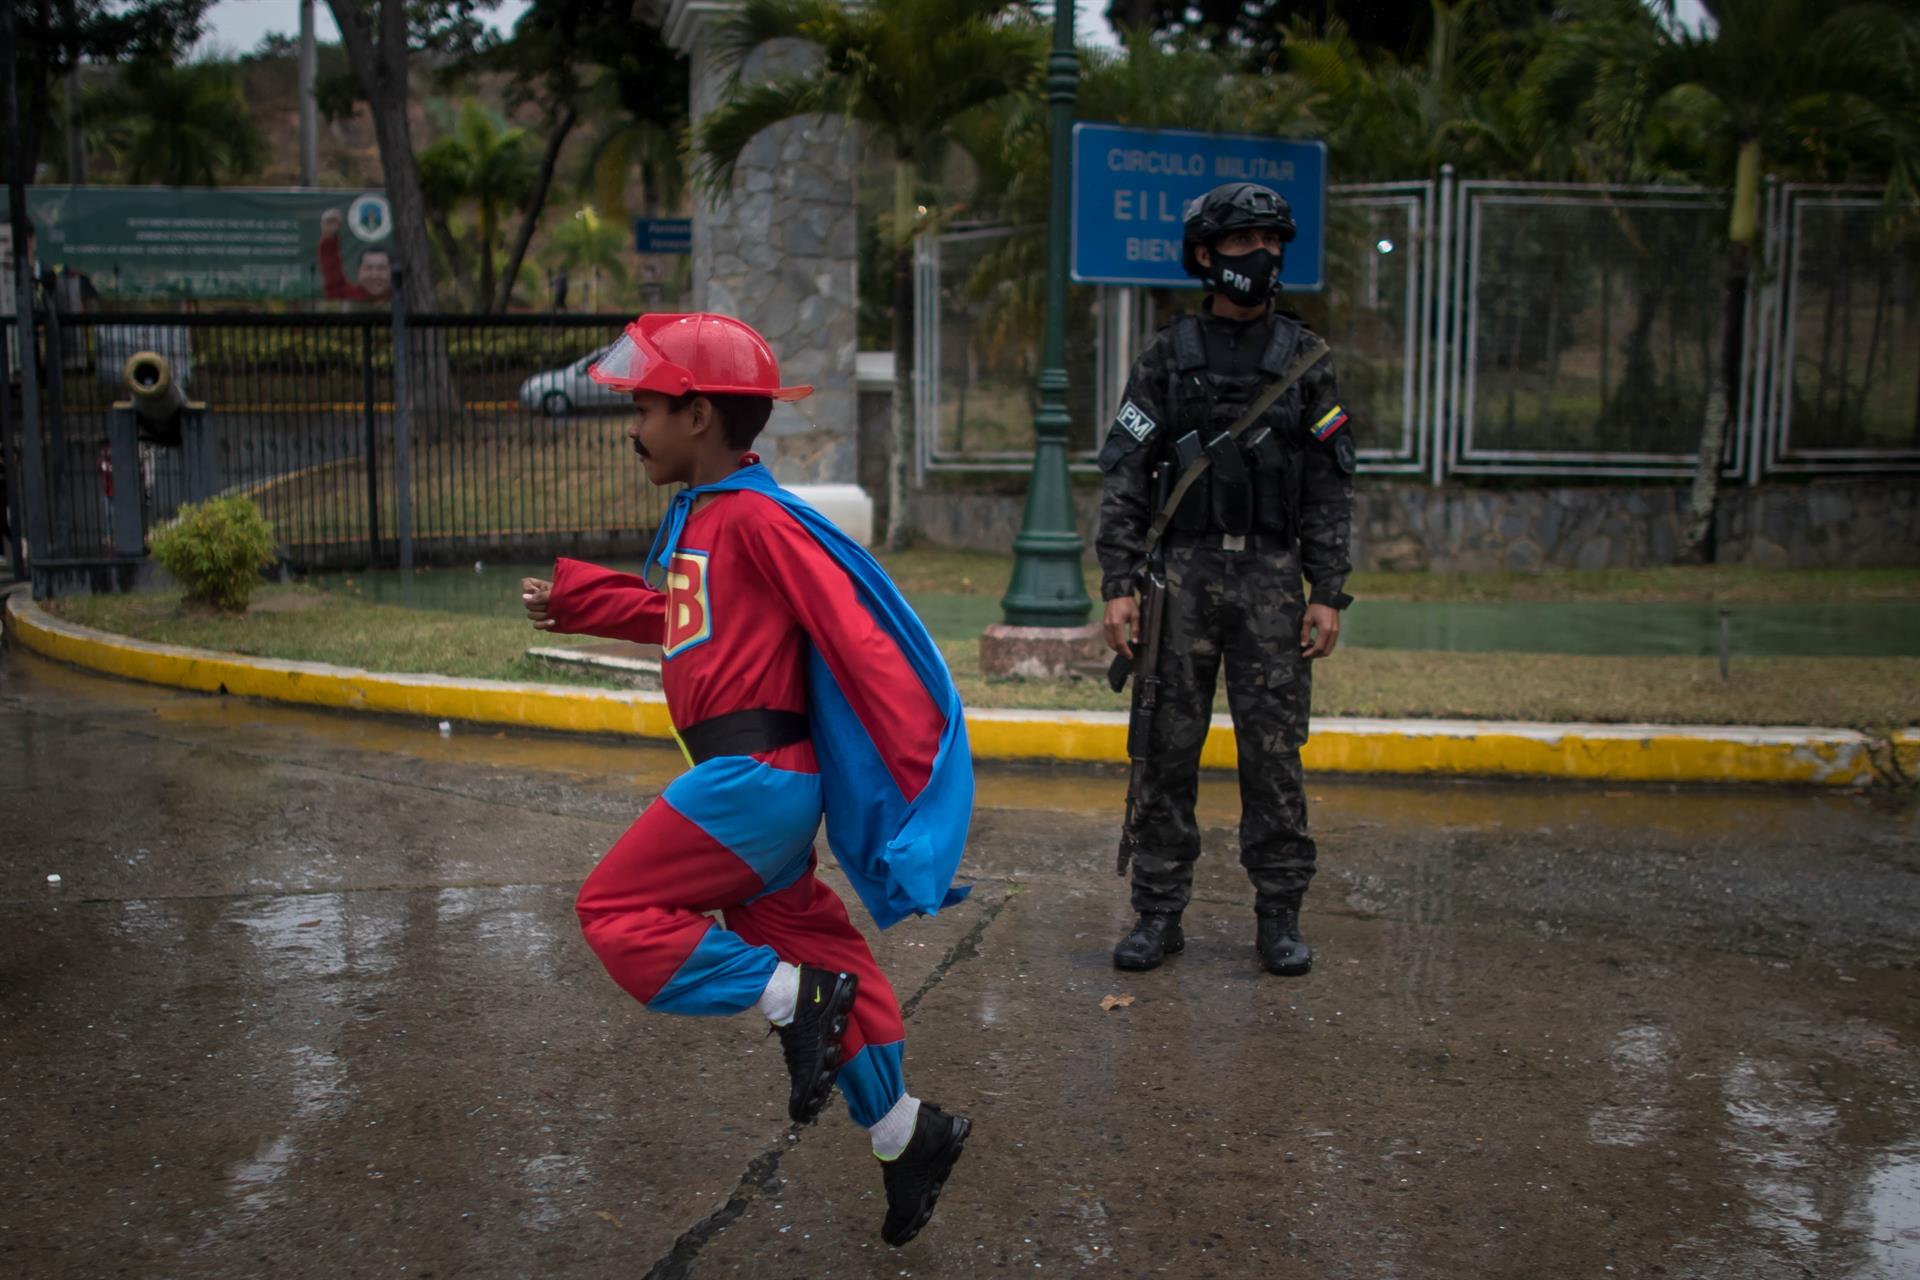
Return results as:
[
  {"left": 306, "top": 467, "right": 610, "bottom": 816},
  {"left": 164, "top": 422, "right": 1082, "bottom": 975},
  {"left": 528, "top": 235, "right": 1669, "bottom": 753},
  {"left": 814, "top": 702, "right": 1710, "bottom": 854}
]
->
[
  {"left": 1165, "top": 529, "right": 1292, "bottom": 553},
  {"left": 678, "top": 707, "right": 810, "bottom": 764}
]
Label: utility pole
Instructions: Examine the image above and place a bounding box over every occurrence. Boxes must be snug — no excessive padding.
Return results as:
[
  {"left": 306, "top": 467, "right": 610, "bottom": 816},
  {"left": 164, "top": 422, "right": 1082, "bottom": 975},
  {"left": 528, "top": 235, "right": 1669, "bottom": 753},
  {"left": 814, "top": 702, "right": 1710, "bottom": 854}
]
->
[
  {"left": 298, "top": 0, "right": 319, "bottom": 187},
  {"left": 4, "top": 0, "right": 51, "bottom": 579}
]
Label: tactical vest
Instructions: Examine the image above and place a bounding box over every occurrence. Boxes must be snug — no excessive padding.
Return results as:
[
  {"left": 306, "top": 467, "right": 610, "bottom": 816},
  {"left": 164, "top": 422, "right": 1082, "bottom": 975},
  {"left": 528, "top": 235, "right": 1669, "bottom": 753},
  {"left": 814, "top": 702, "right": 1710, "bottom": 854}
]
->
[{"left": 1159, "top": 313, "right": 1311, "bottom": 540}]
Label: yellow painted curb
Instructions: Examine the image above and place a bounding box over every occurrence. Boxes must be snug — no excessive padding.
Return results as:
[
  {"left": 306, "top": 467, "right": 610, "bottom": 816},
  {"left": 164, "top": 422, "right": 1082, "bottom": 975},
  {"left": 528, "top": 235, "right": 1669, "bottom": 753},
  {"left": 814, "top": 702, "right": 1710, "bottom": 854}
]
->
[
  {"left": 964, "top": 708, "right": 1900, "bottom": 787},
  {"left": 5, "top": 588, "right": 676, "bottom": 741},
  {"left": 6, "top": 587, "right": 1909, "bottom": 788}
]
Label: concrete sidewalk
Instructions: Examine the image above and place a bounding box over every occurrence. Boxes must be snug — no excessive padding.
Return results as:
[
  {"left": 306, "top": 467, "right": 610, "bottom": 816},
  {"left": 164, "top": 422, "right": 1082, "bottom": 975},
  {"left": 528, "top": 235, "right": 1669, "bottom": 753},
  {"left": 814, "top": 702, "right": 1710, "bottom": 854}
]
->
[{"left": 7, "top": 586, "right": 1916, "bottom": 788}]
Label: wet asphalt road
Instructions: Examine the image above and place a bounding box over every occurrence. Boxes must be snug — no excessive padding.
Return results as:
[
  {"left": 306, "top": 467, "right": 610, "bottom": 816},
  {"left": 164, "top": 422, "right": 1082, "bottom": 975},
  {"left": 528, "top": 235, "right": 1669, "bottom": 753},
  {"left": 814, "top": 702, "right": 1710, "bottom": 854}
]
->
[{"left": 2, "top": 647, "right": 1917, "bottom": 1279}]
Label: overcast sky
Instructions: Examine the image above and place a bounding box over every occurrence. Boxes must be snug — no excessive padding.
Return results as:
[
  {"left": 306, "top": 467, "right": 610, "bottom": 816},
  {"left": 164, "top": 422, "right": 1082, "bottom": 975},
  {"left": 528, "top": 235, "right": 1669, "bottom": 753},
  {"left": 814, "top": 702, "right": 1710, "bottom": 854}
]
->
[
  {"left": 195, "top": 0, "right": 1125, "bottom": 56},
  {"left": 195, "top": 0, "right": 1708, "bottom": 63}
]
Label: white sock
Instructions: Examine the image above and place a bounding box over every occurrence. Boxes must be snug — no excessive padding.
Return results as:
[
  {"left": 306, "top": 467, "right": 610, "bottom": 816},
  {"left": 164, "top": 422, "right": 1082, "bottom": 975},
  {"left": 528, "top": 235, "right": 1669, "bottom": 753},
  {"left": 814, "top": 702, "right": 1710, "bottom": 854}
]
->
[
  {"left": 757, "top": 962, "right": 799, "bottom": 1027},
  {"left": 869, "top": 1094, "right": 921, "bottom": 1160}
]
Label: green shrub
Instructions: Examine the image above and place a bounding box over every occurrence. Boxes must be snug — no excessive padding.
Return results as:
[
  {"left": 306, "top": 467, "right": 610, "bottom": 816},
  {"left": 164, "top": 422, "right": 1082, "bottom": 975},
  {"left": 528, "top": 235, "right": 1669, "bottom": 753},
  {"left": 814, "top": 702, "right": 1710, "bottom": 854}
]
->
[{"left": 149, "top": 495, "right": 280, "bottom": 612}]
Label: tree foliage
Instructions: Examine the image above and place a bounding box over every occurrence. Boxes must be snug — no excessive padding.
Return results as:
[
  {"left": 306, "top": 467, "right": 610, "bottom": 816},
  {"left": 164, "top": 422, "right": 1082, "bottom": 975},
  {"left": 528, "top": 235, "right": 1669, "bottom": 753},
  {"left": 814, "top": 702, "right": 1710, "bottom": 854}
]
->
[
  {"left": 1515, "top": 0, "right": 1920, "bottom": 557},
  {"left": 443, "top": 0, "right": 689, "bottom": 307},
  {"left": 2, "top": 0, "right": 207, "bottom": 182},
  {"left": 695, "top": 0, "right": 1046, "bottom": 548},
  {"left": 323, "top": 0, "right": 503, "bottom": 315},
  {"left": 80, "top": 58, "right": 268, "bottom": 187},
  {"left": 543, "top": 204, "right": 628, "bottom": 310},
  {"left": 420, "top": 100, "right": 537, "bottom": 309},
  {"left": 1105, "top": 0, "right": 1555, "bottom": 65}
]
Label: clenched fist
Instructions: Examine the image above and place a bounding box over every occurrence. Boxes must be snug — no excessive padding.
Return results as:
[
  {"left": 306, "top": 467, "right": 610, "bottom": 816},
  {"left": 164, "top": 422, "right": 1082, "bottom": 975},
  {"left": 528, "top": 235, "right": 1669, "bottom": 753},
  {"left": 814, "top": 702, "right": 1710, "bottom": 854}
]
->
[{"left": 521, "top": 577, "right": 556, "bottom": 631}]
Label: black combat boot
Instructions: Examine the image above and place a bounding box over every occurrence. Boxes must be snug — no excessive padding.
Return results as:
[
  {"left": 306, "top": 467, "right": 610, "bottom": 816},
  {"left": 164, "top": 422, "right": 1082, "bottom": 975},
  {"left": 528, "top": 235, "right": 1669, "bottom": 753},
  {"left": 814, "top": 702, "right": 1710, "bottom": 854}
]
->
[
  {"left": 880, "top": 1102, "right": 971, "bottom": 1247},
  {"left": 774, "top": 965, "right": 858, "bottom": 1123},
  {"left": 1256, "top": 902, "right": 1313, "bottom": 976},
  {"left": 1112, "top": 911, "right": 1184, "bottom": 971}
]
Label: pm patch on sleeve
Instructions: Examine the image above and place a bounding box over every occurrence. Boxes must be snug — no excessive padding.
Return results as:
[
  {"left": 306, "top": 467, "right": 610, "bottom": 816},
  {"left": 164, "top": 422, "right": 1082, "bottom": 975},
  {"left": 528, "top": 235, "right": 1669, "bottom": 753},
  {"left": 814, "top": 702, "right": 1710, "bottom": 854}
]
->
[{"left": 1115, "top": 399, "right": 1158, "bottom": 442}]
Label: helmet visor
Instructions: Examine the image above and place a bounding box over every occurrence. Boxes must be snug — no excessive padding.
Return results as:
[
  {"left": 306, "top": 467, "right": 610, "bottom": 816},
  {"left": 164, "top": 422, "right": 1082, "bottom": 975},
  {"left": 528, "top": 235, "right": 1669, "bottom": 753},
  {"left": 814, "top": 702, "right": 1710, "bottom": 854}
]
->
[{"left": 587, "top": 324, "right": 693, "bottom": 395}]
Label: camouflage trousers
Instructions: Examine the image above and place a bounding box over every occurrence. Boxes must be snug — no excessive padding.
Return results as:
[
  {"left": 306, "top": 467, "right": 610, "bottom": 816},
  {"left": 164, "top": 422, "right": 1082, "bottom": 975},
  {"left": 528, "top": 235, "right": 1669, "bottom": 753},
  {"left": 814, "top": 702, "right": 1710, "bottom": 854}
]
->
[{"left": 1129, "top": 538, "right": 1317, "bottom": 916}]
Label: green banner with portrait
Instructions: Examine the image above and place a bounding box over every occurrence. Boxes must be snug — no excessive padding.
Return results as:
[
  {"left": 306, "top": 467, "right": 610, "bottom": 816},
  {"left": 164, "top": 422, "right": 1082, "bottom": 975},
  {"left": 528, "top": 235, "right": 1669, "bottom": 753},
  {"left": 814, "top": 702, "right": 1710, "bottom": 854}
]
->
[{"left": 26, "top": 186, "right": 396, "bottom": 304}]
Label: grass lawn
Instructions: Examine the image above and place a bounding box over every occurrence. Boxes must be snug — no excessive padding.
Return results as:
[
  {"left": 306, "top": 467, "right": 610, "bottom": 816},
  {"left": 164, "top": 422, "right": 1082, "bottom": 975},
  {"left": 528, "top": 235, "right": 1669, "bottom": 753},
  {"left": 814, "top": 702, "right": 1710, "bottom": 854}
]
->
[
  {"left": 50, "top": 587, "right": 616, "bottom": 689},
  {"left": 875, "top": 548, "right": 1920, "bottom": 605},
  {"left": 47, "top": 575, "right": 1920, "bottom": 731}
]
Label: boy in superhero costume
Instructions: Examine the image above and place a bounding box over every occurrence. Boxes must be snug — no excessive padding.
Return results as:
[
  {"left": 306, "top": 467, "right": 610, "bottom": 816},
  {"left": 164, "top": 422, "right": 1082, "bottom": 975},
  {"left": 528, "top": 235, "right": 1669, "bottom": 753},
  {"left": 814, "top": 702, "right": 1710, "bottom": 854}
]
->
[{"left": 521, "top": 313, "right": 973, "bottom": 1247}]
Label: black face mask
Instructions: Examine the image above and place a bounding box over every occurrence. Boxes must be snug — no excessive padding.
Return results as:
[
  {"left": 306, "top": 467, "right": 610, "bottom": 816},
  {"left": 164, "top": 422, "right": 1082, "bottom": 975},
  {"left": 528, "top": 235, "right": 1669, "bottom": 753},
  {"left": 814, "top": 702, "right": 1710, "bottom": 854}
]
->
[{"left": 1210, "top": 247, "right": 1280, "bottom": 308}]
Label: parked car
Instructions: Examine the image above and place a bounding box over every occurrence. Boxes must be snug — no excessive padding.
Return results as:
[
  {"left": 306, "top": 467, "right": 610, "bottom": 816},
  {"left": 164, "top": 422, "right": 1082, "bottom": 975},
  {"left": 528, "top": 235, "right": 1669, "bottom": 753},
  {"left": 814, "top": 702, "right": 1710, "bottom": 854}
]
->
[{"left": 518, "top": 348, "right": 629, "bottom": 416}]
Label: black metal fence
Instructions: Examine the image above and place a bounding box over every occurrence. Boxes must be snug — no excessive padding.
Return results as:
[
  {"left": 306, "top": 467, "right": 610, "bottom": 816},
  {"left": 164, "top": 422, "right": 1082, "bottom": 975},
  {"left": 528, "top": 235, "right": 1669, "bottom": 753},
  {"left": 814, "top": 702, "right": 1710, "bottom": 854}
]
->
[{"left": 4, "top": 309, "right": 673, "bottom": 578}]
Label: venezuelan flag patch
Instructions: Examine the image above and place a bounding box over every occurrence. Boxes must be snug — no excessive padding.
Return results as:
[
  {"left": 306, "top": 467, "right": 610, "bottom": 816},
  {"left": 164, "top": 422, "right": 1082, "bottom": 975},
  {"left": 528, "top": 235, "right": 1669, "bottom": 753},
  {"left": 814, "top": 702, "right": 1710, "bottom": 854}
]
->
[{"left": 1312, "top": 405, "right": 1349, "bottom": 441}]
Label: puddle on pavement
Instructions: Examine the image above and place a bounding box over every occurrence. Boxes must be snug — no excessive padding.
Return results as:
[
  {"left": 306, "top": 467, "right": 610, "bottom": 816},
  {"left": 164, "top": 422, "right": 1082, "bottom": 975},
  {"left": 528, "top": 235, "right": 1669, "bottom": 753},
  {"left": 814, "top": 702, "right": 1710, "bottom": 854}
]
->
[
  {"left": 1854, "top": 1149, "right": 1920, "bottom": 1276},
  {"left": 7, "top": 644, "right": 1919, "bottom": 1278},
  {"left": 1587, "top": 1023, "right": 1680, "bottom": 1147}
]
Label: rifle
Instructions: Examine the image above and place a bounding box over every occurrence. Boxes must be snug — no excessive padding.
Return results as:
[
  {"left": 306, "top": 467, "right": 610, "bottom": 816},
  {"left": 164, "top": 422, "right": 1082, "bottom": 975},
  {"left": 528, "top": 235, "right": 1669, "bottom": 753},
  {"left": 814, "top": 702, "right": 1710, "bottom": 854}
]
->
[
  {"left": 1113, "top": 548, "right": 1169, "bottom": 877},
  {"left": 1110, "top": 456, "right": 1174, "bottom": 877}
]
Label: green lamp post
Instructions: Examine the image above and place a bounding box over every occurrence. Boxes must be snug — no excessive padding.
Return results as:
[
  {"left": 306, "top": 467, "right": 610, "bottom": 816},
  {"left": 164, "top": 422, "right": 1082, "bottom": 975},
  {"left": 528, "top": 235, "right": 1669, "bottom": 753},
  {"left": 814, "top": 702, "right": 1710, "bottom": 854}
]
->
[{"left": 997, "top": 0, "right": 1092, "bottom": 628}]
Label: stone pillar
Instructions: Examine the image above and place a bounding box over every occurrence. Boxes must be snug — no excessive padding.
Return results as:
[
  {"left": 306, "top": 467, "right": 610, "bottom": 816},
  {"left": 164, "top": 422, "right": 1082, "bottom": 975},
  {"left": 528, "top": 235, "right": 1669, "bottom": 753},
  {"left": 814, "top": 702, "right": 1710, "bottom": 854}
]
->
[{"left": 653, "top": 0, "right": 864, "bottom": 509}]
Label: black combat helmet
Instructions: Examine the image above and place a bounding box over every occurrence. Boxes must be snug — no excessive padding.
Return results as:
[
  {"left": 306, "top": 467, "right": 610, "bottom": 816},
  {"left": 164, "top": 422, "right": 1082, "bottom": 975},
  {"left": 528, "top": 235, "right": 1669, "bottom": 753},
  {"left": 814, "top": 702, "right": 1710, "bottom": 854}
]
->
[{"left": 1180, "top": 182, "right": 1297, "bottom": 280}]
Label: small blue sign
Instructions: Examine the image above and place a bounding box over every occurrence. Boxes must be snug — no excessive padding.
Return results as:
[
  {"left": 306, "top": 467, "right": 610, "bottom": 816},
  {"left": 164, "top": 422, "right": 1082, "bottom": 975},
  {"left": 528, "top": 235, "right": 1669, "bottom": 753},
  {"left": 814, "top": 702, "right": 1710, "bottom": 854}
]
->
[
  {"left": 634, "top": 217, "right": 692, "bottom": 255},
  {"left": 1071, "top": 123, "right": 1327, "bottom": 291}
]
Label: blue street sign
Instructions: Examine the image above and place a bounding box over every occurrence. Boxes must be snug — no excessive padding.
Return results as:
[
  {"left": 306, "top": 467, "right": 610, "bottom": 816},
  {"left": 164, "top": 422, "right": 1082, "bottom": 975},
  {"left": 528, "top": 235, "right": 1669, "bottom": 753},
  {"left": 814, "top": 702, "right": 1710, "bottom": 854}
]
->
[
  {"left": 634, "top": 217, "right": 692, "bottom": 255},
  {"left": 1070, "top": 123, "right": 1327, "bottom": 291}
]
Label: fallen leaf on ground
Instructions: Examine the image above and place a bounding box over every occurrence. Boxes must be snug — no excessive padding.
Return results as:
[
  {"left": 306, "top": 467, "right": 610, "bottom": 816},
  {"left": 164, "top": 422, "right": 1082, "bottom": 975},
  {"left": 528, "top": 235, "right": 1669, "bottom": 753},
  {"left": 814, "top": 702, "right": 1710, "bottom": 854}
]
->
[
  {"left": 1100, "top": 994, "right": 1135, "bottom": 1011},
  {"left": 595, "top": 1210, "right": 623, "bottom": 1227}
]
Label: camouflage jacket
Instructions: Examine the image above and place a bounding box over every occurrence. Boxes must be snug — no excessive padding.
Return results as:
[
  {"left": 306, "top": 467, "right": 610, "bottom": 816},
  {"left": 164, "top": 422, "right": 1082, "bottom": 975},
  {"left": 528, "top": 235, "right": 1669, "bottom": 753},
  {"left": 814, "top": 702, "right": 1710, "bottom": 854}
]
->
[{"left": 1094, "top": 305, "right": 1356, "bottom": 606}]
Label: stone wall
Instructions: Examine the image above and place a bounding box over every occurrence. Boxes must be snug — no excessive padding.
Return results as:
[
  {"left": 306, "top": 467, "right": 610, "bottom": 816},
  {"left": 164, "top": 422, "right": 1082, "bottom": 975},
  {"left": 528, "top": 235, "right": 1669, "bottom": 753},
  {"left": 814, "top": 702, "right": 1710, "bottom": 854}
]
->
[
  {"left": 910, "top": 487, "right": 1104, "bottom": 556},
  {"left": 679, "top": 26, "right": 858, "bottom": 486},
  {"left": 910, "top": 479, "right": 1920, "bottom": 571}
]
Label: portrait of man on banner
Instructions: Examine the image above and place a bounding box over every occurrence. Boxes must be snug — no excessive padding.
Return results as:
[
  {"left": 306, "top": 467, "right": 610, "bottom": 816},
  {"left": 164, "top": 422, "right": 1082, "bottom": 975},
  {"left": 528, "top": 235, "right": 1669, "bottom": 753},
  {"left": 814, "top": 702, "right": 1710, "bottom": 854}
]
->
[{"left": 317, "top": 194, "right": 395, "bottom": 305}]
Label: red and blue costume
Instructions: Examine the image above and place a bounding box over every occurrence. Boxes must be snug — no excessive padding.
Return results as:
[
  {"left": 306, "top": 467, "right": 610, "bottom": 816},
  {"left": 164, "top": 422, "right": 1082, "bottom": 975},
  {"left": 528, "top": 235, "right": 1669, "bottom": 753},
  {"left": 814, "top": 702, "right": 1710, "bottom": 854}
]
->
[{"left": 548, "top": 464, "right": 973, "bottom": 1128}]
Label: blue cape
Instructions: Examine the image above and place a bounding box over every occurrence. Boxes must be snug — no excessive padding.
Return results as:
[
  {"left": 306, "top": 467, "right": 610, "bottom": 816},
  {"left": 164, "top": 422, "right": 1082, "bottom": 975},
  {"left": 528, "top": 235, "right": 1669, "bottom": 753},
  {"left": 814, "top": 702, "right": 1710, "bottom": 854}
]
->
[{"left": 646, "top": 465, "right": 974, "bottom": 929}]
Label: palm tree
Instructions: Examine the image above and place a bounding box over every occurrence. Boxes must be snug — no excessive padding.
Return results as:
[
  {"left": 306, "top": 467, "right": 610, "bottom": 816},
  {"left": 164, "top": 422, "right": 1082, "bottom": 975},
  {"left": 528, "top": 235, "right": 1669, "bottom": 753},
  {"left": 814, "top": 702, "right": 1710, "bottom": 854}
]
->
[
  {"left": 1526, "top": 0, "right": 1919, "bottom": 558},
  {"left": 694, "top": 0, "right": 1045, "bottom": 549},
  {"left": 1266, "top": 0, "right": 1548, "bottom": 180},
  {"left": 582, "top": 113, "right": 687, "bottom": 223},
  {"left": 418, "top": 101, "right": 539, "bottom": 313},
  {"left": 544, "top": 206, "right": 630, "bottom": 311},
  {"left": 85, "top": 58, "right": 267, "bottom": 186}
]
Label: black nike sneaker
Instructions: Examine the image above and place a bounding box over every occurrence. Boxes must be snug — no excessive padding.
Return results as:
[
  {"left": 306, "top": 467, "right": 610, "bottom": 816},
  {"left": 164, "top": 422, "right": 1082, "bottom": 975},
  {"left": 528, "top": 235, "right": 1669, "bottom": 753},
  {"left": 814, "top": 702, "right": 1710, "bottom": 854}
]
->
[
  {"left": 775, "top": 965, "right": 858, "bottom": 1124},
  {"left": 879, "top": 1103, "right": 971, "bottom": 1247}
]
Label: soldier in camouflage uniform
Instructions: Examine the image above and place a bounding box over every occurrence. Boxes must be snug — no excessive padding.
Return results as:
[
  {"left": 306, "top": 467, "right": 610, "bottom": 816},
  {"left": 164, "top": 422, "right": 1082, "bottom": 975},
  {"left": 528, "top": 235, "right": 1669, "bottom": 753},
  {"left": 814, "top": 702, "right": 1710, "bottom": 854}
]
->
[{"left": 1096, "top": 182, "right": 1356, "bottom": 976}]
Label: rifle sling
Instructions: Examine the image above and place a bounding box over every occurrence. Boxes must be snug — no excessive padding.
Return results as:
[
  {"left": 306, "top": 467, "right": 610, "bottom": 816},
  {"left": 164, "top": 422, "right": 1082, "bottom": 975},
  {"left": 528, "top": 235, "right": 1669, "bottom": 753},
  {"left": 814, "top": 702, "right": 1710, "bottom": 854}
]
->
[{"left": 1140, "top": 335, "right": 1328, "bottom": 560}]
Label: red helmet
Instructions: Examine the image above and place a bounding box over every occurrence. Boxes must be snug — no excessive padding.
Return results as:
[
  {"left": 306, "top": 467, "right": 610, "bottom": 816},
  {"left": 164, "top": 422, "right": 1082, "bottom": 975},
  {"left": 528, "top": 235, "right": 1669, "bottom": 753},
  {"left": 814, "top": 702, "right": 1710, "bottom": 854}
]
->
[{"left": 588, "top": 312, "right": 812, "bottom": 402}]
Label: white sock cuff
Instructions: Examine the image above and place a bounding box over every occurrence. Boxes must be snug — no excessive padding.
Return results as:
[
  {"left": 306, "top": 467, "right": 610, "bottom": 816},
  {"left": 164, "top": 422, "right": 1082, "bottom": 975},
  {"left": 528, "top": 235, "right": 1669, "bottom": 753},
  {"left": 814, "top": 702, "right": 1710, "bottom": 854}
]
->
[
  {"left": 757, "top": 961, "right": 800, "bottom": 1026},
  {"left": 869, "top": 1093, "right": 921, "bottom": 1160}
]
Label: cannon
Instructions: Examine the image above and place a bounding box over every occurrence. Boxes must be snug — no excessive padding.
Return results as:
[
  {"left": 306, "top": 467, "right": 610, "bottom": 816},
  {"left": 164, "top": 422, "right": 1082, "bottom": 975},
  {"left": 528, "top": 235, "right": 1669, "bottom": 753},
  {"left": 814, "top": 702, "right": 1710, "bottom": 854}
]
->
[
  {"left": 121, "top": 349, "right": 191, "bottom": 445},
  {"left": 106, "top": 350, "right": 218, "bottom": 558}
]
